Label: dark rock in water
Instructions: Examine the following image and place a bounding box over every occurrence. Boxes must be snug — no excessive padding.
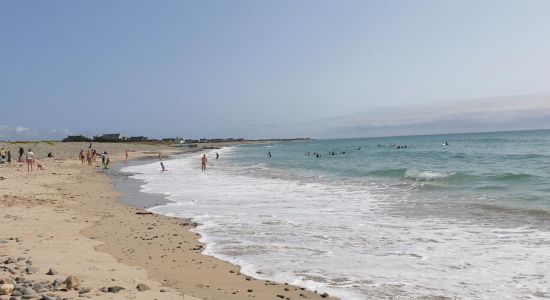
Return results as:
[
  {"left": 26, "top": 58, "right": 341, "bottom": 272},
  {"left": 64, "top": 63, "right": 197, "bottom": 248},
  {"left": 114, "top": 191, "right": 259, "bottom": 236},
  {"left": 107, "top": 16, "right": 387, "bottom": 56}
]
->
[
  {"left": 107, "top": 286, "right": 125, "bottom": 293},
  {"left": 78, "top": 287, "right": 91, "bottom": 294},
  {"left": 320, "top": 292, "right": 329, "bottom": 298},
  {"left": 136, "top": 283, "right": 150, "bottom": 292},
  {"left": 46, "top": 268, "right": 57, "bottom": 276}
]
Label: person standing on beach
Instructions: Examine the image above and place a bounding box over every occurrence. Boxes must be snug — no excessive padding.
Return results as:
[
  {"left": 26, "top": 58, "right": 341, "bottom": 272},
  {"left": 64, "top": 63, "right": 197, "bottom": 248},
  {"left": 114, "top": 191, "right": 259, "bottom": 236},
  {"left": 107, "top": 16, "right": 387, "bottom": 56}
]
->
[
  {"left": 79, "top": 150, "right": 85, "bottom": 165},
  {"left": 201, "top": 154, "right": 208, "bottom": 172},
  {"left": 7, "top": 151, "right": 11, "bottom": 164},
  {"left": 86, "top": 150, "right": 92, "bottom": 166},
  {"left": 18, "top": 147, "right": 24, "bottom": 162},
  {"left": 125, "top": 148, "right": 128, "bottom": 160},
  {"left": 216, "top": 152, "right": 219, "bottom": 160},
  {"left": 26, "top": 149, "right": 34, "bottom": 172}
]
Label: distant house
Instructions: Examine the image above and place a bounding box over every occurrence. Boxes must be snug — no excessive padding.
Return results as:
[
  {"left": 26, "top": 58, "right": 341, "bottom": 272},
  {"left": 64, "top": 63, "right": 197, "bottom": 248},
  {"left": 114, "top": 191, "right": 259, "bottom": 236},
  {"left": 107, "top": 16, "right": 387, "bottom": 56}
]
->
[
  {"left": 62, "top": 135, "right": 91, "bottom": 142},
  {"left": 93, "top": 133, "right": 122, "bottom": 142},
  {"left": 127, "top": 136, "right": 148, "bottom": 142}
]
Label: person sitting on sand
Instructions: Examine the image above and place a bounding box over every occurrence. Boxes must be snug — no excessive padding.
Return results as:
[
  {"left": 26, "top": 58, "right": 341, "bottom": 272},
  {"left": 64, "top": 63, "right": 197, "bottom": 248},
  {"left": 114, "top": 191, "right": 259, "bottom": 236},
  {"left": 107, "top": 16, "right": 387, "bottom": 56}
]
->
[
  {"left": 201, "top": 154, "right": 208, "bottom": 172},
  {"left": 26, "top": 148, "right": 34, "bottom": 172},
  {"left": 47, "top": 152, "right": 54, "bottom": 158}
]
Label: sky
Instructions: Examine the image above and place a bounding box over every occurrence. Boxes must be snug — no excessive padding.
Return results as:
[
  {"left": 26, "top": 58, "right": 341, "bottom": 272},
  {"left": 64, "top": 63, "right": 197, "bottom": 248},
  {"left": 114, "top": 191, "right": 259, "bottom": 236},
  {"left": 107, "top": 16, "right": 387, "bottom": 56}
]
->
[{"left": 1, "top": 1, "right": 550, "bottom": 140}]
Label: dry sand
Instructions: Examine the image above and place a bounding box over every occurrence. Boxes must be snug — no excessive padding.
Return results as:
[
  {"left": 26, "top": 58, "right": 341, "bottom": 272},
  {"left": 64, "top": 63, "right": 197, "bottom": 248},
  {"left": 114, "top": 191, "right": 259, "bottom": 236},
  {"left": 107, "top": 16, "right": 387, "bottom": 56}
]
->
[{"left": 0, "top": 142, "right": 338, "bottom": 300}]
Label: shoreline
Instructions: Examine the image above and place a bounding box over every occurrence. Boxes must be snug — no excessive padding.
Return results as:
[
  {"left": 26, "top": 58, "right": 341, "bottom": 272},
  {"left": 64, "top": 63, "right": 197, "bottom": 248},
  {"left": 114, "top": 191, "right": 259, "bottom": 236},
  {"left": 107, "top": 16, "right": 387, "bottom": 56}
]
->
[
  {"left": 100, "top": 148, "right": 339, "bottom": 300},
  {"left": 0, "top": 141, "right": 337, "bottom": 300}
]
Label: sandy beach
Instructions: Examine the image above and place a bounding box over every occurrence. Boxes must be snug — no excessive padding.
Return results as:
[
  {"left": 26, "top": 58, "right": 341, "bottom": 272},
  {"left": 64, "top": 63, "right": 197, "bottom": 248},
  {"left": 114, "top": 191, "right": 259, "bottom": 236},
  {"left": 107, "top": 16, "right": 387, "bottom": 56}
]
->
[{"left": 0, "top": 142, "right": 336, "bottom": 300}]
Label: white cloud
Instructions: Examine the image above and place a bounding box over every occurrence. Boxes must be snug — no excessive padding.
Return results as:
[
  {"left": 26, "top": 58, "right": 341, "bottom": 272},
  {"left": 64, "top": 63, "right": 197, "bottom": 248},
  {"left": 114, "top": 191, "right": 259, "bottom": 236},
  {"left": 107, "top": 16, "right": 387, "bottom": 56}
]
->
[{"left": 15, "top": 126, "right": 29, "bottom": 134}]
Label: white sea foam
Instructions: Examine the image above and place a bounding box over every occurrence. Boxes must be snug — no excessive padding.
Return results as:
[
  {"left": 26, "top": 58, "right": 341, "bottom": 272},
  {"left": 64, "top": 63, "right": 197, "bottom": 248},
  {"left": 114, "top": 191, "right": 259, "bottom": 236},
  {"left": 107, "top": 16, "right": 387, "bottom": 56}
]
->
[{"left": 122, "top": 147, "right": 550, "bottom": 299}]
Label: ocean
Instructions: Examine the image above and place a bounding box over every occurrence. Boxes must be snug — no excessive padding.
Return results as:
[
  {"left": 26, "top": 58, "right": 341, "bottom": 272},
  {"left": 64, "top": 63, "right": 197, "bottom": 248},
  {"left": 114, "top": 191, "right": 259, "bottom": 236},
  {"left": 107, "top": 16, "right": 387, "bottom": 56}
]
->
[{"left": 121, "top": 129, "right": 550, "bottom": 299}]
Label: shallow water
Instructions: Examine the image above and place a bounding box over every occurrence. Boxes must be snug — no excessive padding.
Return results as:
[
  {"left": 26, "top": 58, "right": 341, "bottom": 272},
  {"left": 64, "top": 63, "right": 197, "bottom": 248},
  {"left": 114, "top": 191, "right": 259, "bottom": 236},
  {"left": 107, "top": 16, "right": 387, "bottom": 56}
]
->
[{"left": 122, "top": 130, "right": 550, "bottom": 299}]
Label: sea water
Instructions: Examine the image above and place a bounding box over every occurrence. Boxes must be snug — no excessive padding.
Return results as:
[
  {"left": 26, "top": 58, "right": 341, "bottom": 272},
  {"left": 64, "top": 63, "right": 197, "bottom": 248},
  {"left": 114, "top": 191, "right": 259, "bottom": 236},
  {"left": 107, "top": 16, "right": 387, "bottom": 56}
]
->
[{"left": 121, "top": 130, "right": 550, "bottom": 299}]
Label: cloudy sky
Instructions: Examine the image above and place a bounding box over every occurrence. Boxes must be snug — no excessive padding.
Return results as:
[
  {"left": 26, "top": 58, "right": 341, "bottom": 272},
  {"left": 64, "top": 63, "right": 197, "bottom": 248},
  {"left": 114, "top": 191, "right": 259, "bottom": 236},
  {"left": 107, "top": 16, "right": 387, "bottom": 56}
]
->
[{"left": 1, "top": 1, "right": 550, "bottom": 140}]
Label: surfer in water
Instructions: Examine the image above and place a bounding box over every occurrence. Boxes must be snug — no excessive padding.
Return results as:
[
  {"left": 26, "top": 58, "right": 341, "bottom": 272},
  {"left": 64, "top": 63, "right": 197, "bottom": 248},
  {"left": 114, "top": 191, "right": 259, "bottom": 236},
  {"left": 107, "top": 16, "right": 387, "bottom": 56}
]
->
[{"left": 267, "top": 151, "right": 272, "bottom": 158}]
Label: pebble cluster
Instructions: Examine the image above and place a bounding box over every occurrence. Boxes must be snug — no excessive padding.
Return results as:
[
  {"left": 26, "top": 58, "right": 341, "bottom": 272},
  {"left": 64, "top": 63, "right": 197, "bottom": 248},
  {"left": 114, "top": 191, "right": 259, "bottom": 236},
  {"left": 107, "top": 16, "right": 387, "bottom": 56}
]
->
[{"left": 0, "top": 242, "right": 152, "bottom": 300}]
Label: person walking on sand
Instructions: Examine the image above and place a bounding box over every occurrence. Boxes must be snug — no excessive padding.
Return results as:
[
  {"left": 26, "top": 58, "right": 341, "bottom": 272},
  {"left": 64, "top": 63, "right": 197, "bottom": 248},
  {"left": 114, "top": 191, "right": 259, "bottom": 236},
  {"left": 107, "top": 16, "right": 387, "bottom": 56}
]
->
[
  {"left": 7, "top": 151, "right": 11, "bottom": 165},
  {"left": 125, "top": 148, "right": 128, "bottom": 160},
  {"left": 201, "top": 154, "right": 208, "bottom": 172},
  {"left": 86, "top": 150, "right": 92, "bottom": 166},
  {"left": 79, "top": 150, "right": 85, "bottom": 165},
  {"left": 18, "top": 147, "right": 24, "bottom": 162},
  {"left": 26, "top": 148, "right": 34, "bottom": 172}
]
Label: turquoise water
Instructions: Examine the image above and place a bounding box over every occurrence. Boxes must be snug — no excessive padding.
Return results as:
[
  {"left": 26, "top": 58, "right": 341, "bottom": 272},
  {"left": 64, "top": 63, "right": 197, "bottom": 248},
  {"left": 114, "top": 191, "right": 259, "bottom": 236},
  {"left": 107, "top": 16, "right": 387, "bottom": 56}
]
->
[
  {"left": 124, "top": 129, "right": 550, "bottom": 299},
  {"left": 232, "top": 130, "right": 550, "bottom": 222}
]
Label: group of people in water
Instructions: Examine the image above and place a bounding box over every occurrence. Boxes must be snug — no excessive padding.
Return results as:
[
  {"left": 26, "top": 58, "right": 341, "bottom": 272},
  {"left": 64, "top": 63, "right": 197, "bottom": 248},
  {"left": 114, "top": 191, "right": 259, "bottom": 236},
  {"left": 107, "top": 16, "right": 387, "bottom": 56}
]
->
[{"left": 0, "top": 146, "right": 48, "bottom": 172}]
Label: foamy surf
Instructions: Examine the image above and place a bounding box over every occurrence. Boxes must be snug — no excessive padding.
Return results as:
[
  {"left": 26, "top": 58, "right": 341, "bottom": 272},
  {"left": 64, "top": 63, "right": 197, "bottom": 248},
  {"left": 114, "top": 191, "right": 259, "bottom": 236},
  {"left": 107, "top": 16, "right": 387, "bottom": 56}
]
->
[{"left": 122, "top": 132, "right": 550, "bottom": 299}]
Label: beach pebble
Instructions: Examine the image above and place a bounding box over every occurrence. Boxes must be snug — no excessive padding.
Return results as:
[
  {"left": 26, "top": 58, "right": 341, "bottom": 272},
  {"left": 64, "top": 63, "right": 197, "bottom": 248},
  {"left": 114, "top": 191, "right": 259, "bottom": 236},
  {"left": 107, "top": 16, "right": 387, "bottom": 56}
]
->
[
  {"left": 46, "top": 269, "right": 57, "bottom": 276},
  {"left": 0, "top": 284, "right": 15, "bottom": 295},
  {"left": 107, "top": 286, "right": 125, "bottom": 293},
  {"left": 11, "top": 290, "right": 22, "bottom": 297},
  {"left": 63, "top": 276, "right": 79, "bottom": 289},
  {"left": 21, "top": 288, "right": 35, "bottom": 296},
  {"left": 136, "top": 283, "right": 150, "bottom": 292}
]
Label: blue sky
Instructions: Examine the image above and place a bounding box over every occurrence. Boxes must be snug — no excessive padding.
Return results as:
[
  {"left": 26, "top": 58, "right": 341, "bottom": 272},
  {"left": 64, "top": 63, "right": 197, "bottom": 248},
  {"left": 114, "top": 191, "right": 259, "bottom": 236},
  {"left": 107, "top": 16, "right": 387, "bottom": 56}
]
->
[{"left": 1, "top": 1, "right": 550, "bottom": 140}]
